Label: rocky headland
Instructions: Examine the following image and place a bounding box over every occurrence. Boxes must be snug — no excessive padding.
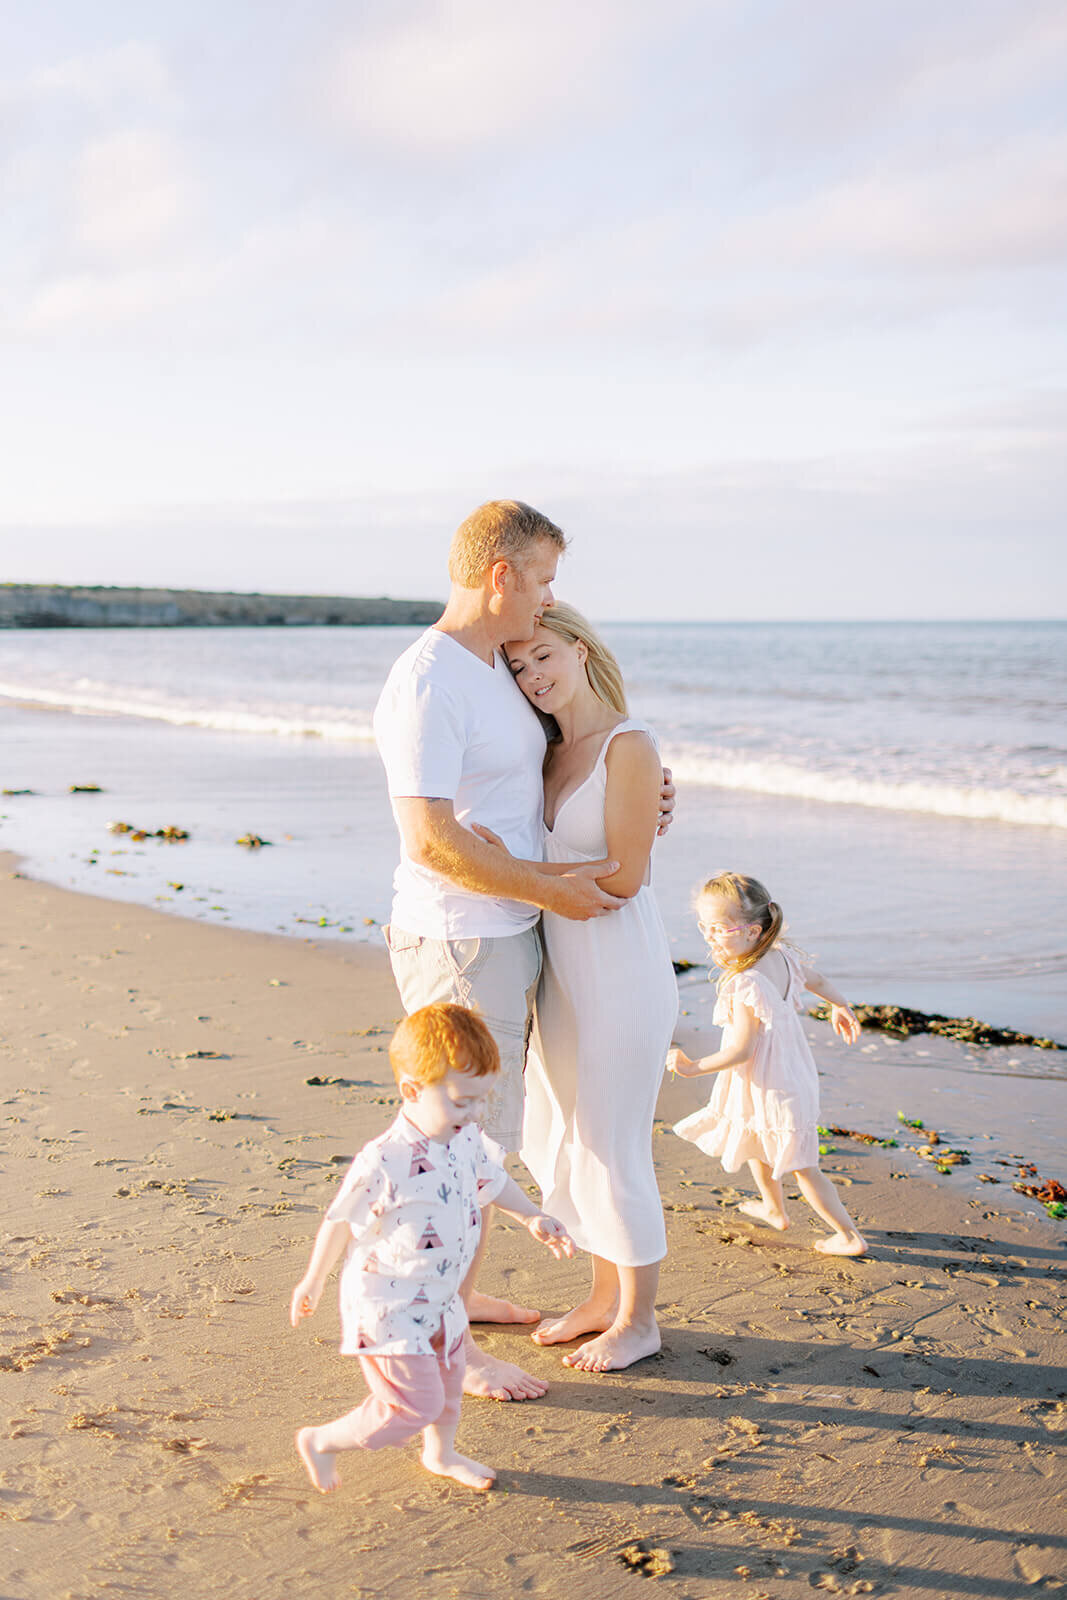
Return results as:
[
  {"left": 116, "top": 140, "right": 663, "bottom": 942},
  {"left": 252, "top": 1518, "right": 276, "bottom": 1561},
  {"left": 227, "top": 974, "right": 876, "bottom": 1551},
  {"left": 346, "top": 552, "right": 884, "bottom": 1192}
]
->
[{"left": 0, "top": 584, "right": 442, "bottom": 628}]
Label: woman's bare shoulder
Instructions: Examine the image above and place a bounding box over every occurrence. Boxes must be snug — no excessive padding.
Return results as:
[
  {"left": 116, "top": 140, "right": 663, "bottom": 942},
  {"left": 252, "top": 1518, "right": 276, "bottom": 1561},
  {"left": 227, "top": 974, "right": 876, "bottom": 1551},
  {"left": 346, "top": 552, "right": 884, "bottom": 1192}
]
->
[{"left": 603, "top": 725, "right": 659, "bottom": 770}]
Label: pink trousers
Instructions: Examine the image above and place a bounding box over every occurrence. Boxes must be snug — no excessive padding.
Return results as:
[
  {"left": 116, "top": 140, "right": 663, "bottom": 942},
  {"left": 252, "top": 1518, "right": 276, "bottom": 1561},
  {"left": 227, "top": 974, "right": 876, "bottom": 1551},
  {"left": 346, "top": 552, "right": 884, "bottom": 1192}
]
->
[{"left": 332, "top": 1338, "right": 466, "bottom": 1451}]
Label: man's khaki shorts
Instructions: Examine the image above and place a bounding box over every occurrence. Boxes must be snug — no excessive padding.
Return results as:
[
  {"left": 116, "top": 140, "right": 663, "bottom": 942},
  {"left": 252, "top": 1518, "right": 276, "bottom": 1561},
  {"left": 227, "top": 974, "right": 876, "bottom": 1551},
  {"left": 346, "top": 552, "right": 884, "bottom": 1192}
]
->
[{"left": 383, "top": 923, "right": 542, "bottom": 1152}]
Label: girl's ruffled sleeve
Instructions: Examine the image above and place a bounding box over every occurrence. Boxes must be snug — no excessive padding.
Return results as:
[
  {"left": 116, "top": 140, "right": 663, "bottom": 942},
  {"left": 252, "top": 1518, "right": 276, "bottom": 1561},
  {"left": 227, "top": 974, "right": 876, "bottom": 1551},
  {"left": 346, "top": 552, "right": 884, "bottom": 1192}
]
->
[
  {"left": 471, "top": 1129, "right": 509, "bottom": 1208},
  {"left": 325, "top": 1153, "right": 388, "bottom": 1231},
  {"left": 713, "top": 972, "right": 775, "bottom": 1032}
]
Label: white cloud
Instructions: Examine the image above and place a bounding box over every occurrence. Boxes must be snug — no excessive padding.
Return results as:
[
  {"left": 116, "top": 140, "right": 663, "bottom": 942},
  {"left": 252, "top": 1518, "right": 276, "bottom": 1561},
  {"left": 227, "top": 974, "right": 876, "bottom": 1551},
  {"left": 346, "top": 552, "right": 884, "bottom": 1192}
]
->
[
  {"left": 18, "top": 261, "right": 200, "bottom": 335},
  {"left": 318, "top": 0, "right": 684, "bottom": 154},
  {"left": 28, "top": 40, "right": 174, "bottom": 113},
  {"left": 72, "top": 129, "right": 190, "bottom": 257},
  {"left": 713, "top": 130, "right": 1067, "bottom": 275}
]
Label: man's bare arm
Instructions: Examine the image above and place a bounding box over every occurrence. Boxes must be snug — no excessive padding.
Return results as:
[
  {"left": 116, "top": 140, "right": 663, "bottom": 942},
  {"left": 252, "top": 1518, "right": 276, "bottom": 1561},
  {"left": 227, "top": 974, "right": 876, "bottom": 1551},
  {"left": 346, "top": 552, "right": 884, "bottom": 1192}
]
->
[{"left": 395, "top": 798, "right": 624, "bottom": 921}]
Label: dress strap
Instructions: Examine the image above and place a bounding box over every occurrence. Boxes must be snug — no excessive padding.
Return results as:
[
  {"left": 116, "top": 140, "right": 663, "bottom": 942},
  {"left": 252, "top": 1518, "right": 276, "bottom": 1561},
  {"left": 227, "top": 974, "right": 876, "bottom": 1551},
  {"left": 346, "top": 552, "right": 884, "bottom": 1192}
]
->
[{"left": 594, "top": 717, "right": 657, "bottom": 772}]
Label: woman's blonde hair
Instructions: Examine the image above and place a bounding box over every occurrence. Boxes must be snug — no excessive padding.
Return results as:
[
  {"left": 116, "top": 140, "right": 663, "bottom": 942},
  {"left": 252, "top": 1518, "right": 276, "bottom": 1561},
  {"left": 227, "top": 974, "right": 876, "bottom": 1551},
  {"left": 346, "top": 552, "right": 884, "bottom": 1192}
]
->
[
  {"left": 535, "top": 601, "right": 627, "bottom": 714},
  {"left": 697, "top": 871, "right": 786, "bottom": 979}
]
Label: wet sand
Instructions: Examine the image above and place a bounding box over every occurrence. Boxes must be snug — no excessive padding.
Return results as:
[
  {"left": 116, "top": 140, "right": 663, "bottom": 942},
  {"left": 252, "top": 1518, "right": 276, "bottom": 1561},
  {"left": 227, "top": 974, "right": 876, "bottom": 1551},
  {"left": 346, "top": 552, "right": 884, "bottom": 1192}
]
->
[{"left": 2, "top": 857, "right": 1065, "bottom": 1599}]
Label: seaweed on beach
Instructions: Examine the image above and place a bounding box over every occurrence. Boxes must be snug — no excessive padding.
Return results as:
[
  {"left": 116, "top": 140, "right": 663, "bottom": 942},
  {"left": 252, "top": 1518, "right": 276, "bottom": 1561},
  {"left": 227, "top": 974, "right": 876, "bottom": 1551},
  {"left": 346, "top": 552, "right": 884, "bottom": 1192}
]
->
[
  {"left": 808, "top": 1001, "right": 1063, "bottom": 1050},
  {"left": 107, "top": 820, "right": 189, "bottom": 841},
  {"left": 823, "top": 1118, "right": 1067, "bottom": 1218}
]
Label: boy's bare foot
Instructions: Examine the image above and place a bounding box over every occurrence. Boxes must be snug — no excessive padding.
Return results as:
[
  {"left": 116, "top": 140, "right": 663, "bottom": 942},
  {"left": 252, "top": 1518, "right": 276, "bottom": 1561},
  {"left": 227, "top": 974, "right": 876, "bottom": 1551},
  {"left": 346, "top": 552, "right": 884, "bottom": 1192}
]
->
[
  {"left": 467, "top": 1290, "right": 540, "bottom": 1325},
  {"left": 463, "top": 1336, "right": 547, "bottom": 1401},
  {"left": 562, "top": 1321, "right": 661, "bottom": 1373},
  {"left": 532, "top": 1300, "right": 616, "bottom": 1346},
  {"left": 296, "top": 1427, "right": 340, "bottom": 1493},
  {"left": 738, "top": 1199, "right": 790, "bottom": 1230},
  {"left": 421, "top": 1445, "right": 496, "bottom": 1490},
  {"left": 814, "top": 1231, "right": 868, "bottom": 1257}
]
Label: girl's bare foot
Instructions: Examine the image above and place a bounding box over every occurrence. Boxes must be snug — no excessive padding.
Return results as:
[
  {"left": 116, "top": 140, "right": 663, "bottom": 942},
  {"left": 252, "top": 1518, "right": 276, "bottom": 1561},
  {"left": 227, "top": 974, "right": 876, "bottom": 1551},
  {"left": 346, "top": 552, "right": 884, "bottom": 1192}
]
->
[
  {"left": 738, "top": 1199, "right": 790, "bottom": 1230},
  {"left": 562, "top": 1320, "right": 661, "bottom": 1372},
  {"left": 531, "top": 1299, "right": 616, "bottom": 1347},
  {"left": 296, "top": 1427, "right": 340, "bottom": 1493},
  {"left": 467, "top": 1290, "right": 540, "bottom": 1325},
  {"left": 421, "top": 1445, "right": 496, "bottom": 1490},
  {"left": 814, "top": 1231, "right": 867, "bottom": 1257}
]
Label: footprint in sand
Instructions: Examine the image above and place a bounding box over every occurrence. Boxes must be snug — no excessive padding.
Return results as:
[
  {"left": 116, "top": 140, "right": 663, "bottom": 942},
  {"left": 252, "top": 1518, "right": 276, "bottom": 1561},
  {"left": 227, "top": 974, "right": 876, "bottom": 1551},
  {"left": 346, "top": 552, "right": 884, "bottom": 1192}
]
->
[
  {"left": 808, "top": 1544, "right": 882, "bottom": 1594},
  {"left": 616, "top": 1541, "right": 674, "bottom": 1577},
  {"left": 965, "top": 1308, "right": 1033, "bottom": 1358},
  {"left": 211, "top": 1266, "right": 256, "bottom": 1302},
  {"left": 599, "top": 1418, "right": 631, "bottom": 1444}
]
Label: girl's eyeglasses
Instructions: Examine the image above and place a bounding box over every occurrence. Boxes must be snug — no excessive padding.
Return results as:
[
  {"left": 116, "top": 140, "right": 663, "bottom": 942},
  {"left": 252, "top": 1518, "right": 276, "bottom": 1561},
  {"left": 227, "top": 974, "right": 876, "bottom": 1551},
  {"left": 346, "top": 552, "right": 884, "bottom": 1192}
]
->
[{"left": 699, "top": 921, "right": 746, "bottom": 938}]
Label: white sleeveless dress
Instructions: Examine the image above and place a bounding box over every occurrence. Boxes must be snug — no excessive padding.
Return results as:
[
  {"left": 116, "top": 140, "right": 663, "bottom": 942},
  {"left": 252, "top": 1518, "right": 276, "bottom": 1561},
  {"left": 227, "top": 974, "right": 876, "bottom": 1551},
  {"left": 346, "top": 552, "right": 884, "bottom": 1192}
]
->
[
  {"left": 520, "top": 719, "right": 678, "bottom": 1268},
  {"left": 672, "top": 948, "right": 820, "bottom": 1180}
]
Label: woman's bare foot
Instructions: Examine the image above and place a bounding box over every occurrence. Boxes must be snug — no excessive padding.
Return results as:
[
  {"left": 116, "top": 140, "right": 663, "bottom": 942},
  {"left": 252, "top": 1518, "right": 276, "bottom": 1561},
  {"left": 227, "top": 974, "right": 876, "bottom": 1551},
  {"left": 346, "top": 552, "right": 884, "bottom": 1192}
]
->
[
  {"left": 738, "top": 1199, "right": 790, "bottom": 1230},
  {"left": 421, "top": 1445, "right": 496, "bottom": 1490},
  {"left": 295, "top": 1427, "right": 340, "bottom": 1493},
  {"left": 814, "top": 1231, "right": 868, "bottom": 1257},
  {"left": 463, "top": 1335, "right": 548, "bottom": 1401},
  {"left": 562, "top": 1320, "right": 661, "bottom": 1372},
  {"left": 531, "top": 1299, "right": 617, "bottom": 1346},
  {"left": 467, "top": 1290, "right": 540, "bottom": 1325}
]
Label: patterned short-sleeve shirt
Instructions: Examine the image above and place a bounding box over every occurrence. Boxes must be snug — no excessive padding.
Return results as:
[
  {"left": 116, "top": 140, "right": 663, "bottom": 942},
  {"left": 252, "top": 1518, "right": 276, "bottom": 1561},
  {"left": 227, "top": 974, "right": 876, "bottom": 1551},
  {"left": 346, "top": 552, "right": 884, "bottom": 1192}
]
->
[{"left": 325, "top": 1112, "right": 509, "bottom": 1357}]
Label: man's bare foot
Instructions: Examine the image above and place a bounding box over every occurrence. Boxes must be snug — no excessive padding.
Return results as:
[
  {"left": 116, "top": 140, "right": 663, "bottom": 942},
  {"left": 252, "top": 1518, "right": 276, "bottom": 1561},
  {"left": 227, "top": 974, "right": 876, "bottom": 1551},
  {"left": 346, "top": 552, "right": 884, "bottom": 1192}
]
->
[
  {"left": 421, "top": 1445, "right": 496, "bottom": 1490},
  {"left": 463, "top": 1336, "right": 547, "bottom": 1401},
  {"left": 814, "top": 1231, "right": 868, "bottom": 1257},
  {"left": 467, "top": 1290, "right": 540, "bottom": 1326},
  {"left": 531, "top": 1300, "right": 616, "bottom": 1346},
  {"left": 562, "top": 1320, "right": 661, "bottom": 1373},
  {"left": 738, "top": 1199, "right": 790, "bottom": 1230},
  {"left": 296, "top": 1427, "right": 340, "bottom": 1493}
]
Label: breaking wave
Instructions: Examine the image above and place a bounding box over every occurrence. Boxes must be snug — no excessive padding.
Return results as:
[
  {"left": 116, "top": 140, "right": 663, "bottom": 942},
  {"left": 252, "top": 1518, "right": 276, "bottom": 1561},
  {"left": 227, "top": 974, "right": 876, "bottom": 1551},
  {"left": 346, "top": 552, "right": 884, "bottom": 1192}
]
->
[
  {"left": 0, "top": 679, "right": 377, "bottom": 744},
  {"left": 665, "top": 748, "right": 1067, "bottom": 829}
]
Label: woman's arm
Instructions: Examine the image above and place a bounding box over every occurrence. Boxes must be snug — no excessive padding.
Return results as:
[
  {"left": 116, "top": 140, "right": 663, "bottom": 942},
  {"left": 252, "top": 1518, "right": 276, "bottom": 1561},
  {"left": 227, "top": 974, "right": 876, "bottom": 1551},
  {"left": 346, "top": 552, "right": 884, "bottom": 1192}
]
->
[{"left": 599, "top": 731, "right": 663, "bottom": 898}]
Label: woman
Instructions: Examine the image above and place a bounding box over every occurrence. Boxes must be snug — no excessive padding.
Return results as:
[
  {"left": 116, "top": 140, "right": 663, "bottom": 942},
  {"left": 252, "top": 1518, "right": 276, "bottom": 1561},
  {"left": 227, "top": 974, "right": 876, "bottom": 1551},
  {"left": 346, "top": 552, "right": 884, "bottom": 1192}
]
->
[{"left": 475, "top": 603, "right": 677, "bottom": 1372}]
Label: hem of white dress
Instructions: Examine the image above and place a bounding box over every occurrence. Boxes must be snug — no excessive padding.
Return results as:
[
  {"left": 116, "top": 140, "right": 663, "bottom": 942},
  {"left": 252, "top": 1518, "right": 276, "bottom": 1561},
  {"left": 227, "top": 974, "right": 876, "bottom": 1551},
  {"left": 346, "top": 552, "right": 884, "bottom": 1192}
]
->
[{"left": 560, "top": 1228, "right": 667, "bottom": 1269}]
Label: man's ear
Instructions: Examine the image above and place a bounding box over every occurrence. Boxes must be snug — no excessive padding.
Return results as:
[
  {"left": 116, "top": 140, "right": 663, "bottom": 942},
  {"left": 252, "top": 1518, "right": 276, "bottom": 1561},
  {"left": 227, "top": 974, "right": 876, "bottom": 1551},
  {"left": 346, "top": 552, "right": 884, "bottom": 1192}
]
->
[
  {"left": 488, "top": 558, "right": 511, "bottom": 597},
  {"left": 398, "top": 1077, "right": 420, "bottom": 1103}
]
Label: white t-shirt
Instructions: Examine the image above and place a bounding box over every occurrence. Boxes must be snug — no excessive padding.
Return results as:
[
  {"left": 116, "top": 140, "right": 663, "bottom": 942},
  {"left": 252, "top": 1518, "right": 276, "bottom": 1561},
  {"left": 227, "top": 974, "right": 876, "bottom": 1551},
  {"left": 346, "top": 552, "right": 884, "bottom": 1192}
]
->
[{"left": 373, "top": 628, "right": 547, "bottom": 939}]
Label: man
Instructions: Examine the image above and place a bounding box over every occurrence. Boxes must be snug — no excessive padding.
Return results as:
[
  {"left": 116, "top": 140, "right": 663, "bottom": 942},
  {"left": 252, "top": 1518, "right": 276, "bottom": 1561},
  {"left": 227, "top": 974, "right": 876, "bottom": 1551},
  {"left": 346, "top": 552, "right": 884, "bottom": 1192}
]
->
[{"left": 374, "top": 499, "right": 667, "bottom": 1401}]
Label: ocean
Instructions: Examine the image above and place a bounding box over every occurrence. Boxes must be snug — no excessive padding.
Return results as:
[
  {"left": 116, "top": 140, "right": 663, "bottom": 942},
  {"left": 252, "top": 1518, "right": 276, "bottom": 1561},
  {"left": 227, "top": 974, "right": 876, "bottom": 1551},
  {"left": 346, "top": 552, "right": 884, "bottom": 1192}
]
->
[{"left": 1, "top": 621, "right": 1064, "bottom": 1045}]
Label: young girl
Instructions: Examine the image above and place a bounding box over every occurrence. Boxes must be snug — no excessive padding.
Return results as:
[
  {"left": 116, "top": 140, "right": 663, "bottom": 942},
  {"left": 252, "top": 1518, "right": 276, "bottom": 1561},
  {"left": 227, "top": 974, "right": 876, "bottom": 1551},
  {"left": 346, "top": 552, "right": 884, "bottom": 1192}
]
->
[
  {"left": 667, "top": 872, "right": 867, "bottom": 1257},
  {"left": 290, "top": 1003, "right": 574, "bottom": 1494}
]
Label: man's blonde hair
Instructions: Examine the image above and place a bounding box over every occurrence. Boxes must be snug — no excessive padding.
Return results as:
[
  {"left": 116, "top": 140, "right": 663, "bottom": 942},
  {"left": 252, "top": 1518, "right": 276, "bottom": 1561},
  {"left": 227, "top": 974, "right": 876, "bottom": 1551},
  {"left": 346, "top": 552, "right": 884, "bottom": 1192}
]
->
[
  {"left": 448, "top": 500, "right": 567, "bottom": 588},
  {"left": 388, "top": 1003, "right": 500, "bottom": 1086}
]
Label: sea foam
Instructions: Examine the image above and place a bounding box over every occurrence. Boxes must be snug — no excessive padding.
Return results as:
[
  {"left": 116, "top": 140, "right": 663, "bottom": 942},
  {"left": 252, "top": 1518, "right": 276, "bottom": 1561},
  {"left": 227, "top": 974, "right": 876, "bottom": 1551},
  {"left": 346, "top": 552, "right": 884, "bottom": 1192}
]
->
[
  {"left": 0, "top": 679, "right": 377, "bottom": 744},
  {"left": 665, "top": 748, "right": 1067, "bottom": 829}
]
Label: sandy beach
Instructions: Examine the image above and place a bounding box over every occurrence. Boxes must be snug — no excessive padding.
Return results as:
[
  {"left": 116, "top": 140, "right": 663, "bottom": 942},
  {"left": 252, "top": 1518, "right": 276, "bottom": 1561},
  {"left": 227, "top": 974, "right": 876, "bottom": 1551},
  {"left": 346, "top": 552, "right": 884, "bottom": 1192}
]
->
[{"left": 3, "top": 854, "right": 1065, "bottom": 1600}]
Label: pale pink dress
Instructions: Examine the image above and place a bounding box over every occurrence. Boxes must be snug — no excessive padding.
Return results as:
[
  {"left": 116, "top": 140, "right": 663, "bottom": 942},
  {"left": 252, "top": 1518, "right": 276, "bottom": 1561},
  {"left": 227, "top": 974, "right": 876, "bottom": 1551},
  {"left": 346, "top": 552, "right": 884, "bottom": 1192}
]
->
[{"left": 673, "top": 948, "right": 820, "bottom": 1180}]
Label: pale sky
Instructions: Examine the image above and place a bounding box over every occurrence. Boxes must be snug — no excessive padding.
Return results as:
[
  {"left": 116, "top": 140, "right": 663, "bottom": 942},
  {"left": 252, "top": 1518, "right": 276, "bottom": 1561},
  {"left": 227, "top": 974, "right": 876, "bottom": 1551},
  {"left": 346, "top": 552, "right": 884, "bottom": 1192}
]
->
[{"left": 1, "top": 1, "right": 1064, "bottom": 618}]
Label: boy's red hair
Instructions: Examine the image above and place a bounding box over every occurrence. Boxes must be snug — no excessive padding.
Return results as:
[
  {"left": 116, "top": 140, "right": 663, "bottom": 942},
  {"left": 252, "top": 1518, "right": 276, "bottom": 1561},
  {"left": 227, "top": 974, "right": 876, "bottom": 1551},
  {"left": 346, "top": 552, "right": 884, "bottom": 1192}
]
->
[{"left": 389, "top": 1003, "right": 500, "bottom": 1086}]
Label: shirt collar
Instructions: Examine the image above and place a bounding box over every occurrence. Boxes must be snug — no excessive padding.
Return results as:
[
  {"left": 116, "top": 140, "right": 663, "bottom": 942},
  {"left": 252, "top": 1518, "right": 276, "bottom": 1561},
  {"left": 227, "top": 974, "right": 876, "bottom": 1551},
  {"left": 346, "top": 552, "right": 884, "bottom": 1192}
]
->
[{"left": 394, "top": 1109, "right": 466, "bottom": 1153}]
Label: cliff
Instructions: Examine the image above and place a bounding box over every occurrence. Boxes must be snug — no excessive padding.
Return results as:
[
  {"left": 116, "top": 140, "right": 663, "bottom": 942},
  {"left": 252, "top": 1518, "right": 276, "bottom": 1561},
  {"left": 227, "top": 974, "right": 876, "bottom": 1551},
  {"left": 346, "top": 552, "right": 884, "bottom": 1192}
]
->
[{"left": 0, "top": 585, "right": 443, "bottom": 629}]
